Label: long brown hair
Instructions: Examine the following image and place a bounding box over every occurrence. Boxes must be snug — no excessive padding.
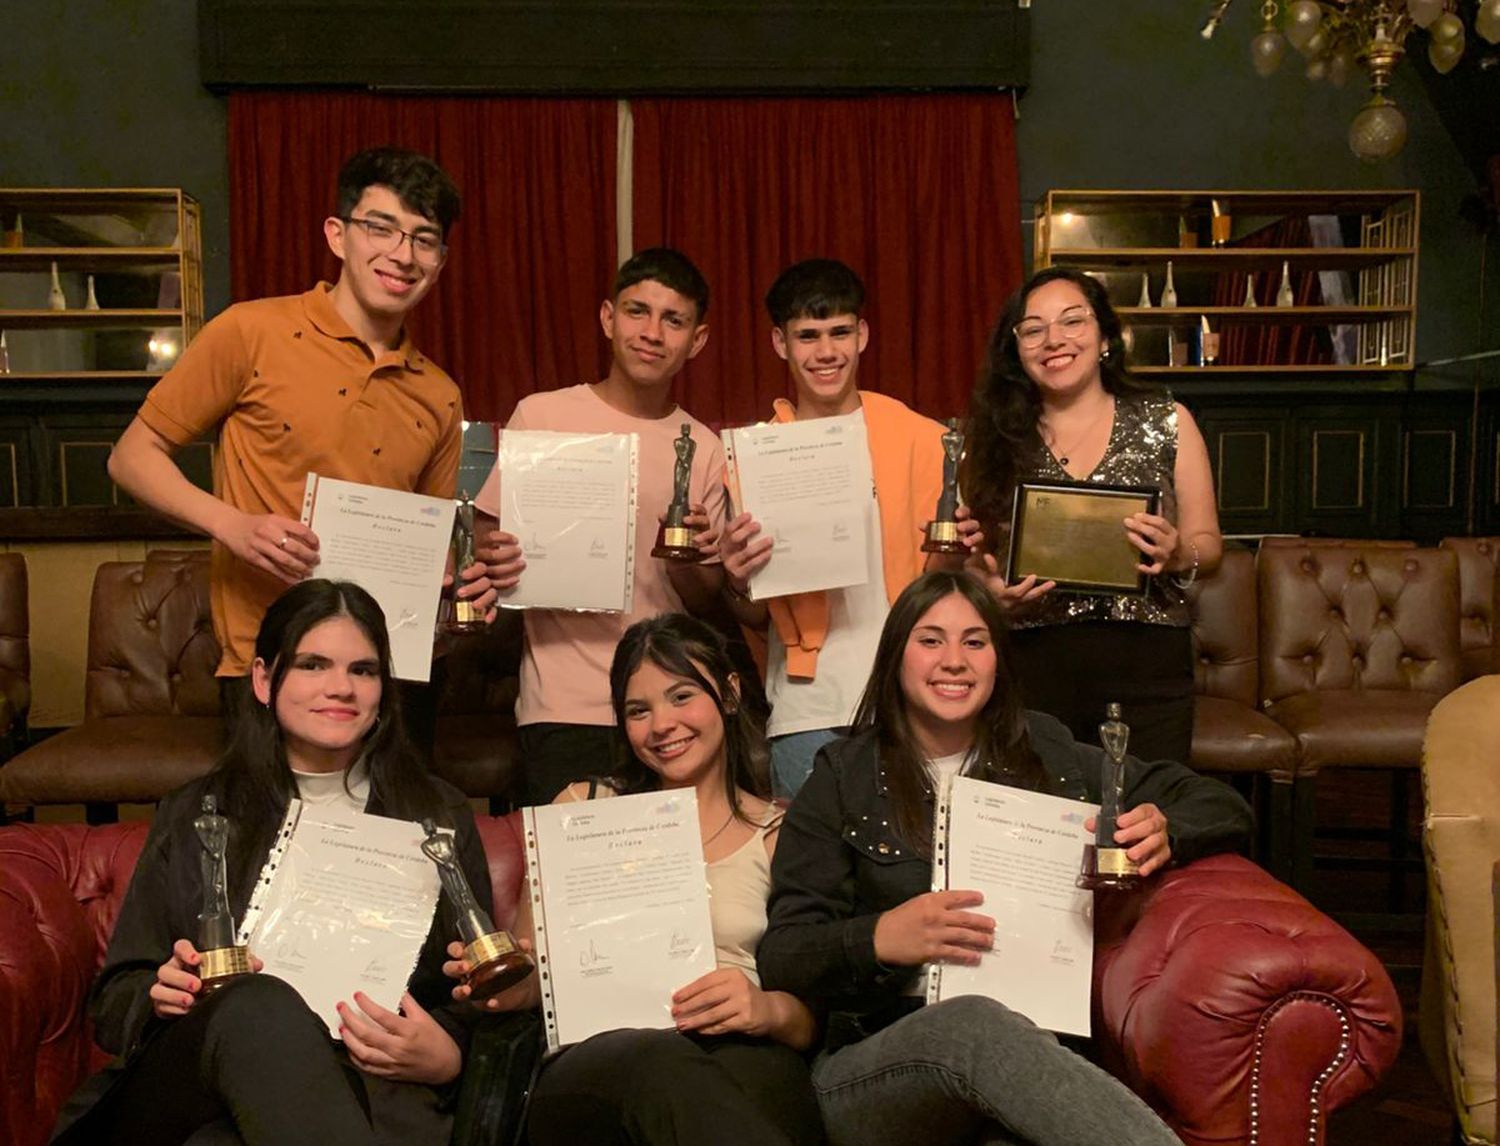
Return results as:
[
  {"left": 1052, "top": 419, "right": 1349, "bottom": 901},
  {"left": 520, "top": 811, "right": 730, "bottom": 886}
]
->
[
  {"left": 852, "top": 571, "right": 1048, "bottom": 856},
  {"left": 607, "top": 613, "right": 770, "bottom": 822}
]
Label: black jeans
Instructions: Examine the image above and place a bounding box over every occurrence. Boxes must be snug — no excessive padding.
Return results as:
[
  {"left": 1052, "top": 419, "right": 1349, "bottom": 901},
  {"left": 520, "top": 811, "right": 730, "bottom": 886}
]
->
[
  {"left": 526, "top": 1028, "right": 823, "bottom": 1146},
  {"left": 54, "top": 975, "right": 374, "bottom": 1146},
  {"left": 516, "top": 722, "right": 619, "bottom": 805},
  {"left": 1009, "top": 621, "right": 1195, "bottom": 764}
]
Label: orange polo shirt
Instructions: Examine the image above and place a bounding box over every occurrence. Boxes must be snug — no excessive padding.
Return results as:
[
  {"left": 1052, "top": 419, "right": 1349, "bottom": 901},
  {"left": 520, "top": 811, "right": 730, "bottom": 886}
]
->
[{"left": 139, "top": 283, "right": 463, "bottom": 676}]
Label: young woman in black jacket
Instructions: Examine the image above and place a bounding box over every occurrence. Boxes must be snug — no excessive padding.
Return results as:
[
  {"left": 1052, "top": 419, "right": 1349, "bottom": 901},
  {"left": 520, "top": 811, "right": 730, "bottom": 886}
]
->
[
  {"left": 52, "top": 579, "right": 490, "bottom": 1146},
  {"left": 758, "top": 570, "right": 1252, "bottom": 1146}
]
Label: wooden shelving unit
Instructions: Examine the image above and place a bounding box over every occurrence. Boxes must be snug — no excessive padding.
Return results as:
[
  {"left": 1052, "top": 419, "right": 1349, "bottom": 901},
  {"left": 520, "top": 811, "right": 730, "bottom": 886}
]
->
[{"left": 1034, "top": 189, "right": 1419, "bottom": 375}]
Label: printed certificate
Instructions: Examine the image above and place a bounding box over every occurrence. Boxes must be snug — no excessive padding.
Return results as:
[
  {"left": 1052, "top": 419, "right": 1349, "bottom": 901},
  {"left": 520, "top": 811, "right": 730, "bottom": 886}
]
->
[
  {"left": 928, "top": 775, "right": 1097, "bottom": 1037},
  {"left": 300, "top": 475, "right": 455, "bottom": 682},
  {"left": 497, "top": 429, "right": 638, "bottom": 613},
  {"left": 237, "top": 802, "right": 441, "bottom": 1038},
  {"left": 524, "top": 789, "right": 715, "bottom": 1050},
  {"left": 721, "top": 418, "right": 871, "bottom": 600}
]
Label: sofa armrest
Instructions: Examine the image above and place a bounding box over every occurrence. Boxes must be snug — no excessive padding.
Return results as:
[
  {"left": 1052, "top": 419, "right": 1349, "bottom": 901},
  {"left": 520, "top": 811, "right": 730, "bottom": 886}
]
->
[
  {"left": 0, "top": 824, "right": 148, "bottom": 1146},
  {"left": 1092, "top": 854, "right": 1402, "bottom": 1146}
]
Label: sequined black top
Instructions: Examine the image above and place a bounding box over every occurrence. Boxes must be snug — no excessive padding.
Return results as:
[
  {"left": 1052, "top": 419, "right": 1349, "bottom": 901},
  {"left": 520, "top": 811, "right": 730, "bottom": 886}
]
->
[{"left": 1004, "top": 390, "right": 1190, "bottom": 629}]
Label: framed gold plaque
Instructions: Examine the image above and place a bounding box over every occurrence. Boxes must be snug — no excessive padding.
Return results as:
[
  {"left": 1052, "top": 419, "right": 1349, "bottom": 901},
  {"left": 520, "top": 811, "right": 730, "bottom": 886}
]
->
[{"left": 1007, "top": 480, "right": 1161, "bottom": 595}]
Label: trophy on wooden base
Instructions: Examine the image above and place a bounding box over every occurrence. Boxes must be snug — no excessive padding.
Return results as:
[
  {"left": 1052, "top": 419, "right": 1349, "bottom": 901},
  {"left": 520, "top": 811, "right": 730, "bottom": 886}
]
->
[
  {"left": 922, "top": 419, "right": 967, "bottom": 555},
  {"left": 194, "top": 795, "right": 252, "bottom": 993},
  {"left": 652, "top": 423, "right": 701, "bottom": 561},
  {"left": 421, "top": 820, "right": 536, "bottom": 1000},
  {"left": 441, "top": 490, "right": 488, "bottom": 633},
  {"left": 1077, "top": 703, "right": 1142, "bottom": 890}
]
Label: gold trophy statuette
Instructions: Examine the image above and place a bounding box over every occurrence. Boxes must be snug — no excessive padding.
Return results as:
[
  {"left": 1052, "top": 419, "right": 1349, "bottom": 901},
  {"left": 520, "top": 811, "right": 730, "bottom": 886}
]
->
[
  {"left": 421, "top": 820, "right": 535, "bottom": 1001},
  {"left": 652, "top": 423, "right": 701, "bottom": 562},
  {"left": 194, "top": 795, "right": 252, "bottom": 993},
  {"left": 1077, "top": 703, "right": 1142, "bottom": 890},
  {"left": 922, "top": 419, "right": 967, "bottom": 555},
  {"left": 442, "top": 490, "right": 488, "bottom": 633}
]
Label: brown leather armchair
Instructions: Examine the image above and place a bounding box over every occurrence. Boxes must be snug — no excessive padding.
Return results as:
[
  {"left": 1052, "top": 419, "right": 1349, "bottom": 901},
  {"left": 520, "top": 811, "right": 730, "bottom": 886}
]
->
[
  {"left": 0, "top": 817, "right": 1402, "bottom": 1146},
  {"left": 0, "top": 553, "right": 29, "bottom": 762},
  {"left": 0, "top": 551, "right": 220, "bottom": 821},
  {"left": 1259, "top": 543, "right": 1462, "bottom": 897},
  {"left": 1421, "top": 676, "right": 1499, "bottom": 1144},
  {"left": 1440, "top": 536, "right": 1500, "bottom": 682},
  {"left": 1185, "top": 546, "right": 1299, "bottom": 874}
]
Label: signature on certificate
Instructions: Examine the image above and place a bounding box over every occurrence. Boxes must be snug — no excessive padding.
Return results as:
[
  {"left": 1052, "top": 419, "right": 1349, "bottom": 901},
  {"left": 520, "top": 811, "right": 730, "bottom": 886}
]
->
[
  {"left": 579, "top": 937, "right": 613, "bottom": 976},
  {"left": 668, "top": 930, "right": 695, "bottom": 958}
]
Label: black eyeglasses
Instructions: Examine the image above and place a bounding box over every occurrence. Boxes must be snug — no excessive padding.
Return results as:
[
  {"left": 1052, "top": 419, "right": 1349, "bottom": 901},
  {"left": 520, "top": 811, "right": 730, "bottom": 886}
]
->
[{"left": 341, "top": 216, "right": 447, "bottom": 265}]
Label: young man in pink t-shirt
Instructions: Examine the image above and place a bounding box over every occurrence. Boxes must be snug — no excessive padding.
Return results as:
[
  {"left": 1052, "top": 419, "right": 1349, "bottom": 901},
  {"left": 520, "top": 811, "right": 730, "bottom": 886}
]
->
[{"left": 474, "top": 249, "right": 727, "bottom": 802}]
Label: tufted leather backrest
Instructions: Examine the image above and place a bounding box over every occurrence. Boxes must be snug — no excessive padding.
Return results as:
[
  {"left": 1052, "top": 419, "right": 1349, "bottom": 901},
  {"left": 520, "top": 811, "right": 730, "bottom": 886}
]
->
[
  {"left": 1439, "top": 537, "right": 1500, "bottom": 682},
  {"left": 1186, "top": 548, "right": 1257, "bottom": 708},
  {"left": 0, "top": 553, "right": 30, "bottom": 722},
  {"left": 84, "top": 551, "right": 220, "bottom": 720},
  {"left": 1258, "top": 544, "right": 1461, "bottom": 704}
]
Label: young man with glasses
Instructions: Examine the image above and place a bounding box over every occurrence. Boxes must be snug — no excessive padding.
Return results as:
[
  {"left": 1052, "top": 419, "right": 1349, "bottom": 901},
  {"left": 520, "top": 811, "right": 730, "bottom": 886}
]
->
[
  {"left": 471, "top": 248, "right": 729, "bottom": 805},
  {"left": 108, "top": 147, "right": 490, "bottom": 728},
  {"left": 719, "top": 259, "right": 979, "bottom": 798}
]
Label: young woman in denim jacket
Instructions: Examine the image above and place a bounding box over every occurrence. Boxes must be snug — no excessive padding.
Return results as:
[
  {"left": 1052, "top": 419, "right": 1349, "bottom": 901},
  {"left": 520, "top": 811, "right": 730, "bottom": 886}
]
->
[{"left": 759, "top": 570, "right": 1252, "bottom": 1146}]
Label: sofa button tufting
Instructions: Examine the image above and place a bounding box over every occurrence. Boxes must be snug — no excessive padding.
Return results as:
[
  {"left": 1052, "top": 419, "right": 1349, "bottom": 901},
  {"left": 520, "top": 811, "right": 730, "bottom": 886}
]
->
[
  {"left": 1350, "top": 561, "right": 1365, "bottom": 575},
  {"left": 1300, "top": 559, "right": 1315, "bottom": 573},
  {"left": 145, "top": 618, "right": 158, "bottom": 630}
]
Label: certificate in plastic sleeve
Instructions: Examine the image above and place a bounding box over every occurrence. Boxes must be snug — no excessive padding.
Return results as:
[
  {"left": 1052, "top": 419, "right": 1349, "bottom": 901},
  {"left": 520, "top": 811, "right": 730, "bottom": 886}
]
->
[
  {"left": 300, "top": 474, "right": 455, "bottom": 682},
  {"left": 523, "top": 789, "right": 715, "bottom": 1051},
  {"left": 236, "top": 801, "right": 441, "bottom": 1038},
  {"left": 927, "top": 775, "right": 1096, "bottom": 1037},
  {"left": 497, "top": 429, "right": 638, "bottom": 613},
  {"left": 720, "top": 417, "right": 871, "bottom": 601}
]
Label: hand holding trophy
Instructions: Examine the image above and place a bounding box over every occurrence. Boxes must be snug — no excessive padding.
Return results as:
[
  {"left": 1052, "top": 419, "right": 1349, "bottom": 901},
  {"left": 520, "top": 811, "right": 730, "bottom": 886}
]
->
[
  {"left": 922, "top": 418, "right": 967, "bottom": 555},
  {"left": 652, "top": 424, "right": 701, "bottom": 562},
  {"left": 194, "top": 795, "right": 252, "bottom": 993},
  {"left": 421, "top": 820, "right": 535, "bottom": 1000},
  {"left": 441, "top": 490, "right": 487, "bottom": 633},
  {"left": 1077, "top": 703, "right": 1142, "bottom": 890}
]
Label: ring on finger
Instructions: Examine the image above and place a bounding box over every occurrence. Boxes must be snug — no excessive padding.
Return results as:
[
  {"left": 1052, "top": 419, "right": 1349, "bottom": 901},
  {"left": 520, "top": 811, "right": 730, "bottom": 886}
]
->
[{"left": 277, "top": 535, "right": 289, "bottom": 549}]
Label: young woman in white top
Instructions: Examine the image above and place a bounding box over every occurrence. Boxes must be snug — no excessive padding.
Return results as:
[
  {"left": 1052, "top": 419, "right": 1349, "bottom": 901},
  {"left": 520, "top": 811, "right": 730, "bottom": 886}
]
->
[{"left": 450, "top": 613, "right": 823, "bottom": 1146}]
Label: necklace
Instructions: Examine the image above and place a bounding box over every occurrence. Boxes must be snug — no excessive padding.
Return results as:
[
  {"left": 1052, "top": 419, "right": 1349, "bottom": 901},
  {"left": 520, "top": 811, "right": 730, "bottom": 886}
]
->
[
  {"left": 702, "top": 808, "right": 736, "bottom": 847},
  {"left": 1042, "top": 398, "right": 1114, "bottom": 469}
]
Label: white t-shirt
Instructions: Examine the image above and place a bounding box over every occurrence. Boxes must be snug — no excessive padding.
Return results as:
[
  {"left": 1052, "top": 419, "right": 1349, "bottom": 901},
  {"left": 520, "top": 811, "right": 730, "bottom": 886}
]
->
[
  {"left": 766, "top": 408, "right": 888, "bottom": 738},
  {"left": 291, "top": 758, "right": 370, "bottom": 814}
]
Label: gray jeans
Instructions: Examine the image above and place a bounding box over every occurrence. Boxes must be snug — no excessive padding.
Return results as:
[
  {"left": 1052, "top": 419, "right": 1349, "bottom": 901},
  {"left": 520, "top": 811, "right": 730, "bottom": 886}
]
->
[{"left": 811, "top": 997, "right": 1179, "bottom": 1146}]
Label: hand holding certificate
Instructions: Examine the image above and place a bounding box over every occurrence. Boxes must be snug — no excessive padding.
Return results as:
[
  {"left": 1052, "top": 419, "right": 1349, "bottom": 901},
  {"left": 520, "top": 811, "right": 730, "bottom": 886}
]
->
[
  {"left": 523, "top": 789, "right": 715, "bottom": 1050},
  {"left": 497, "top": 429, "right": 639, "bottom": 613},
  {"left": 721, "top": 418, "right": 871, "bottom": 600},
  {"left": 928, "top": 776, "right": 1096, "bottom": 1036},
  {"left": 300, "top": 475, "right": 455, "bottom": 682}
]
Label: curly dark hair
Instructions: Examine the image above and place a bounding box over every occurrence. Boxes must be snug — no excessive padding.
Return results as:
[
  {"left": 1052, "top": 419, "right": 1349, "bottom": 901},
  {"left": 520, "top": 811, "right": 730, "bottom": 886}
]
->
[{"left": 962, "top": 266, "right": 1160, "bottom": 533}]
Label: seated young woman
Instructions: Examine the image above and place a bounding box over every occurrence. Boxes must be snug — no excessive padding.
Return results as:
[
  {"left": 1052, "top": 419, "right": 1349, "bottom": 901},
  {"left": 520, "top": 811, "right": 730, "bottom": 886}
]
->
[
  {"left": 757, "top": 570, "right": 1254, "bottom": 1146},
  {"left": 52, "top": 580, "right": 491, "bottom": 1146},
  {"left": 447, "top": 613, "right": 823, "bottom": 1146}
]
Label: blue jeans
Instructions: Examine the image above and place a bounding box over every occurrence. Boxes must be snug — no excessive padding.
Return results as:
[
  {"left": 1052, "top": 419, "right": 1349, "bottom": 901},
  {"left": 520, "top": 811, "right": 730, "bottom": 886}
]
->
[
  {"left": 811, "top": 996, "right": 1178, "bottom": 1146},
  {"left": 770, "top": 728, "right": 843, "bottom": 800}
]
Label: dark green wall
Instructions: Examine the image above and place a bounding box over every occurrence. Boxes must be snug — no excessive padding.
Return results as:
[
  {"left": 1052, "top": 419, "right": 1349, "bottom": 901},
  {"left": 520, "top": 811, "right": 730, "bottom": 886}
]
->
[{"left": 2, "top": 0, "right": 230, "bottom": 315}]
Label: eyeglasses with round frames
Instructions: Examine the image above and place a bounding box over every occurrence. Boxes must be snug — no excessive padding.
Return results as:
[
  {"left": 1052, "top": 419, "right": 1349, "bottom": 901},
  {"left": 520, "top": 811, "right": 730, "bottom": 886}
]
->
[
  {"left": 341, "top": 216, "right": 447, "bottom": 265},
  {"left": 1013, "top": 307, "right": 1095, "bottom": 349}
]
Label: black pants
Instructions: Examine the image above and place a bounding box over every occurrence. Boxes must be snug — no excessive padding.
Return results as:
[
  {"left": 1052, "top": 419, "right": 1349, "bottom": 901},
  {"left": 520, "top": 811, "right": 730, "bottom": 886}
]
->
[
  {"left": 516, "top": 722, "right": 619, "bottom": 805},
  {"left": 1008, "top": 621, "right": 1195, "bottom": 765},
  {"left": 526, "top": 1028, "right": 823, "bottom": 1146},
  {"left": 53, "top": 976, "right": 377, "bottom": 1146}
]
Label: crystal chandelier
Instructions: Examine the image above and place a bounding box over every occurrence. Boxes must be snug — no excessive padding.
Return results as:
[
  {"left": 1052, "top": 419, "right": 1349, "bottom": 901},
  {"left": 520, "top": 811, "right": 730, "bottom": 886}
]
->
[{"left": 1201, "top": 1, "right": 1500, "bottom": 161}]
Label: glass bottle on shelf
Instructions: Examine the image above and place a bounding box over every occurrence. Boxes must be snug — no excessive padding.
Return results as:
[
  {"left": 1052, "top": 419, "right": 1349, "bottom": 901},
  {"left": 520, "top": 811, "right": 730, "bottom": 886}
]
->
[
  {"left": 1242, "top": 273, "right": 1258, "bottom": 308},
  {"left": 0, "top": 331, "right": 10, "bottom": 374},
  {"left": 1137, "top": 273, "right": 1152, "bottom": 308},
  {"left": 47, "top": 262, "right": 67, "bottom": 311},
  {"left": 2, "top": 214, "right": 21, "bottom": 249},
  {"left": 85, "top": 275, "right": 100, "bottom": 311},
  {"left": 1161, "top": 261, "right": 1178, "bottom": 308},
  {"left": 1276, "top": 260, "right": 1295, "bottom": 307}
]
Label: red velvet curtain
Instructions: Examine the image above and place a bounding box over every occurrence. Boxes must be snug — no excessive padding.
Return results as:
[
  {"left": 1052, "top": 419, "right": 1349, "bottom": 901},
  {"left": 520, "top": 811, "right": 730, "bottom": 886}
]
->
[
  {"left": 632, "top": 95, "right": 1024, "bottom": 427},
  {"left": 227, "top": 91, "right": 618, "bottom": 420}
]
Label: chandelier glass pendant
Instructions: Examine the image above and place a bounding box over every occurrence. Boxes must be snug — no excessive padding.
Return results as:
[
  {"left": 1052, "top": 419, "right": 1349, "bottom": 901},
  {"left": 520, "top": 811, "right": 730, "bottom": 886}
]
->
[{"left": 1202, "top": 0, "right": 1500, "bottom": 161}]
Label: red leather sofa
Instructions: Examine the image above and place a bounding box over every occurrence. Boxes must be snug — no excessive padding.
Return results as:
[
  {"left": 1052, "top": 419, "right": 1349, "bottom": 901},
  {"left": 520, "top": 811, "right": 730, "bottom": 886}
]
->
[{"left": 0, "top": 814, "right": 1400, "bottom": 1146}]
